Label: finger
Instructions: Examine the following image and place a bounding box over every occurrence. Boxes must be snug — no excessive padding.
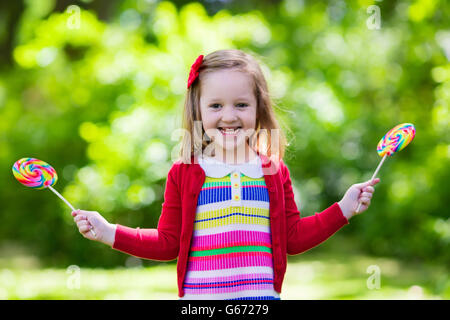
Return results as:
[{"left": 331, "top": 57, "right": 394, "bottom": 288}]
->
[
  {"left": 77, "top": 222, "right": 90, "bottom": 231},
  {"left": 363, "top": 186, "right": 375, "bottom": 193},
  {"left": 74, "top": 215, "right": 87, "bottom": 223},
  {"left": 359, "top": 197, "right": 371, "bottom": 205},
  {"left": 77, "top": 220, "right": 90, "bottom": 227},
  {"left": 357, "top": 178, "right": 380, "bottom": 188},
  {"left": 71, "top": 209, "right": 81, "bottom": 217},
  {"left": 355, "top": 180, "right": 374, "bottom": 189},
  {"left": 80, "top": 224, "right": 93, "bottom": 233},
  {"left": 361, "top": 192, "right": 372, "bottom": 198},
  {"left": 355, "top": 204, "right": 367, "bottom": 214}
]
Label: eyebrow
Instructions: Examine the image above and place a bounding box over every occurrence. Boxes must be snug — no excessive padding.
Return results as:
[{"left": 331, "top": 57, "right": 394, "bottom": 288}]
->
[{"left": 207, "top": 97, "right": 252, "bottom": 102}]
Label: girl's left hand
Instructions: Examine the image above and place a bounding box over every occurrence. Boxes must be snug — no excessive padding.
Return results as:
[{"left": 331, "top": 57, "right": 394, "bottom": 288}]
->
[{"left": 338, "top": 178, "right": 380, "bottom": 220}]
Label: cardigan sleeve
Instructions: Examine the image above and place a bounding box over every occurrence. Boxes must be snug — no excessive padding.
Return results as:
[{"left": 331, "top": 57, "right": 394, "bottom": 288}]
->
[
  {"left": 281, "top": 162, "right": 350, "bottom": 255},
  {"left": 111, "top": 163, "right": 182, "bottom": 261}
]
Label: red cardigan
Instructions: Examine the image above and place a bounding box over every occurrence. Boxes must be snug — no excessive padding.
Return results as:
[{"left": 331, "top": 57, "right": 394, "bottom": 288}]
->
[{"left": 112, "top": 153, "right": 349, "bottom": 297}]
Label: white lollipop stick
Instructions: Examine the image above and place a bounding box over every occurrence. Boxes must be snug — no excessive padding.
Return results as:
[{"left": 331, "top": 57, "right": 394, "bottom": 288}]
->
[
  {"left": 355, "top": 154, "right": 387, "bottom": 213},
  {"left": 47, "top": 185, "right": 96, "bottom": 237}
]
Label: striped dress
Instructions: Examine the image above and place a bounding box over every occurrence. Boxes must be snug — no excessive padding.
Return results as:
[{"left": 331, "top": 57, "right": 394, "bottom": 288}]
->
[{"left": 181, "top": 155, "right": 280, "bottom": 300}]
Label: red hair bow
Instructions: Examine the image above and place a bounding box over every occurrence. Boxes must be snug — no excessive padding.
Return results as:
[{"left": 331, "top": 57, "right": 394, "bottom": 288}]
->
[{"left": 187, "top": 55, "right": 204, "bottom": 89}]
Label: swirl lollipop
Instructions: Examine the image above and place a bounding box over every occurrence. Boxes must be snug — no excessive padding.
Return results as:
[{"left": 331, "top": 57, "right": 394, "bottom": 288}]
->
[
  {"left": 13, "top": 158, "right": 58, "bottom": 189},
  {"left": 355, "top": 123, "right": 416, "bottom": 213},
  {"left": 12, "top": 158, "right": 96, "bottom": 237},
  {"left": 377, "top": 123, "right": 416, "bottom": 157}
]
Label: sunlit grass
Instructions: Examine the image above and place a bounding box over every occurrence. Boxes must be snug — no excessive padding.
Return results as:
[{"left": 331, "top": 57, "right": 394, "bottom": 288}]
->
[
  {"left": 1, "top": 252, "right": 448, "bottom": 299},
  {"left": 283, "top": 253, "right": 449, "bottom": 299},
  {"left": 0, "top": 264, "right": 178, "bottom": 300}
]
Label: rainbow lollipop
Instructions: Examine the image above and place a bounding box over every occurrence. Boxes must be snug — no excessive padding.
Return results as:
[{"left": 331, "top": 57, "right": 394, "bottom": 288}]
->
[
  {"left": 12, "top": 158, "right": 96, "bottom": 237},
  {"left": 13, "top": 158, "right": 58, "bottom": 189},
  {"left": 355, "top": 123, "right": 416, "bottom": 213}
]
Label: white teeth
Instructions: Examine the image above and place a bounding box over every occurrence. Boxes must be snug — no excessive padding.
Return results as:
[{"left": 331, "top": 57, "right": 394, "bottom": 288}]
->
[{"left": 220, "top": 128, "right": 240, "bottom": 134}]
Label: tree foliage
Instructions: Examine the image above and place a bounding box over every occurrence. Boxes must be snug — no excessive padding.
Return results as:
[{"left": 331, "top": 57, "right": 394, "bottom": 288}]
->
[{"left": 0, "top": 0, "right": 449, "bottom": 268}]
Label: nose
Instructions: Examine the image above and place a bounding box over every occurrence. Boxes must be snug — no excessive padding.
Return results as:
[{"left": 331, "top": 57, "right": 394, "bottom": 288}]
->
[{"left": 221, "top": 105, "right": 238, "bottom": 123}]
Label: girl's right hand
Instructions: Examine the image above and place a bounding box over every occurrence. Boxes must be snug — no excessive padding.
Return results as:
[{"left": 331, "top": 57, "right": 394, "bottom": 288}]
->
[{"left": 71, "top": 209, "right": 116, "bottom": 247}]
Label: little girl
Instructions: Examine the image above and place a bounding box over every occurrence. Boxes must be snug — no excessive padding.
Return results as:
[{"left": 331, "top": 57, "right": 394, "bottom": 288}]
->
[{"left": 72, "top": 49, "right": 380, "bottom": 300}]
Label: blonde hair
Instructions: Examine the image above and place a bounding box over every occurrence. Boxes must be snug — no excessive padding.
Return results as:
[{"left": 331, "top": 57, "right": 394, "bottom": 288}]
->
[{"left": 178, "top": 49, "right": 288, "bottom": 164}]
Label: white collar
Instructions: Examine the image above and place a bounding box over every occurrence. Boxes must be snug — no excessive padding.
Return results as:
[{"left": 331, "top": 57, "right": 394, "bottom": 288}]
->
[{"left": 197, "top": 154, "right": 264, "bottom": 178}]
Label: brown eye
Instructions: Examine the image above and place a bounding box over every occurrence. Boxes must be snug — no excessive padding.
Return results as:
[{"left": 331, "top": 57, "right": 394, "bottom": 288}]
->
[{"left": 236, "top": 103, "right": 248, "bottom": 108}]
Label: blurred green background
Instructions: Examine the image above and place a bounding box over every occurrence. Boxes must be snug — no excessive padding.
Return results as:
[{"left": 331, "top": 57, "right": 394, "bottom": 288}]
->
[{"left": 0, "top": 0, "right": 449, "bottom": 299}]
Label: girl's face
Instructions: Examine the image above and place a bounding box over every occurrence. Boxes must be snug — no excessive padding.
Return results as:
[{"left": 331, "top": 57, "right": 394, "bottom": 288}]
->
[{"left": 199, "top": 69, "right": 257, "bottom": 155}]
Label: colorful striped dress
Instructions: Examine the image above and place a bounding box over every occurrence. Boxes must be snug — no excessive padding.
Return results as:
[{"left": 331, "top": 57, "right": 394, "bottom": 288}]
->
[{"left": 181, "top": 155, "right": 280, "bottom": 300}]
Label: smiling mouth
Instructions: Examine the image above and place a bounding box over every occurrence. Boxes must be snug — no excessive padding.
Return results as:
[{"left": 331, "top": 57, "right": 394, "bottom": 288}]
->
[{"left": 218, "top": 127, "right": 242, "bottom": 136}]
